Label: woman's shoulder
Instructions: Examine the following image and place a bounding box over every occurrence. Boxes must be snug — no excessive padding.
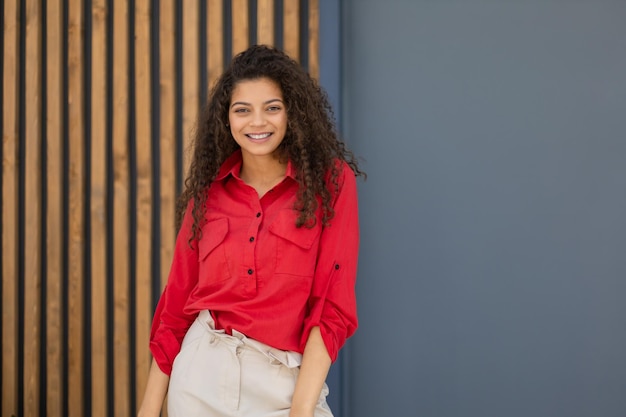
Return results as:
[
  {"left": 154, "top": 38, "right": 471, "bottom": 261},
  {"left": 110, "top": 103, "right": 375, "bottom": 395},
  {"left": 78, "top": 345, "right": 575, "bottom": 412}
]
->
[
  {"left": 324, "top": 159, "right": 357, "bottom": 197},
  {"left": 326, "top": 158, "right": 355, "bottom": 179}
]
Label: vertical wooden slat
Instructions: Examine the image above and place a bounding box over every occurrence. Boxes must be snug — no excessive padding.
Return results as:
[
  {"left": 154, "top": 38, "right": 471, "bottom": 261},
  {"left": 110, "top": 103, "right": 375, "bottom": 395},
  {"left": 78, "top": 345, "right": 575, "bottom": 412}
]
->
[
  {"left": 1, "top": 0, "right": 20, "bottom": 415},
  {"left": 23, "top": 0, "right": 42, "bottom": 414},
  {"left": 182, "top": 0, "right": 200, "bottom": 174},
  {"left": 307, "top": 0, "right": 319, "bottom": 79},
  {"left": 112, "top": 0, "right": 131, "bottom": 414},
  {"left": 207, "top": 0, "right": 223, "bottom": 88},
  {"left": 159, "top": 4, "right": 176, "bottom": 412},
  {"left": 257, "top": 0, "right": 274, "bottom": 46},
  {"left": 45, "top": 0, "right": 64, "bottom": 415},
  {"left": 283, "top": 0, "right": 299, "bottom": 60},
  {"left": 134, "top": 0, "right": 152, "bottom": 409},
  {"left": 160, "top": 0, "right": 176, "bottom": 291},
  {"left": 232, "top": 0, "right": 249, "bottom": 55},
  {"left": 90, "top": 1, "right": 108, "bottom": 416},
  {"left": 67, "top": 0, "right": 85, "bottom": 414}
]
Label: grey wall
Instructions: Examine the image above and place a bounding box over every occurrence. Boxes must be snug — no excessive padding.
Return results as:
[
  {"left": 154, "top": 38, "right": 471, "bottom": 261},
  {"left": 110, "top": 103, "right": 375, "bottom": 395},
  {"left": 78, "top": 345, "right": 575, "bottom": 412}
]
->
[
  {"left": 319, "top": 0, "right": 345, "bottom": 414},
  {"left": 342, "top": 2, "right": 626, "bottom": 417}
]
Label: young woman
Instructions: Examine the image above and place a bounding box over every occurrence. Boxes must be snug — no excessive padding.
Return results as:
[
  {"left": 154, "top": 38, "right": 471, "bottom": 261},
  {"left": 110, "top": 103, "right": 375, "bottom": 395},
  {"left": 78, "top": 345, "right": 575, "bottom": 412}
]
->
[{"left": 138, "top": 45, "right": 364, "bottom": 417}]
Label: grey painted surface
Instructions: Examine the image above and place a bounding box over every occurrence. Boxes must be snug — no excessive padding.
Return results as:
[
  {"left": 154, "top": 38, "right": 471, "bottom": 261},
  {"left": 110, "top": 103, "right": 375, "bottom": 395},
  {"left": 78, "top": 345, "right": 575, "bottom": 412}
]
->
[
  {"left": 319, "top": 1, "right": 344, "bottom": 415},
  {"left": 342, "top": 2, "right": 626, "bottom": 417}
]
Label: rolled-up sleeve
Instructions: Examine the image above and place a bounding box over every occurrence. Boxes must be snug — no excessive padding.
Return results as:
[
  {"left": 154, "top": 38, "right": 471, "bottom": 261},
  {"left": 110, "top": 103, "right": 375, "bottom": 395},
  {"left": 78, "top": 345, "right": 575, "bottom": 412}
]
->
[
  {"left": 301, "top": 162, "right": 360, "bottom": 362},
  {"left": 149, "top": 202, "right": 200, "bottom": 375}
]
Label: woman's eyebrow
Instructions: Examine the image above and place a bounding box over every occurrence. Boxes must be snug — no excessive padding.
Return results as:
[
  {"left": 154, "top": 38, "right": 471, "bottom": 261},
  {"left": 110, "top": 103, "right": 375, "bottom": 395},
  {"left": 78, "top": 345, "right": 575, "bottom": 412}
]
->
[
  {"left": 230, "top": 98, "right": 284, "bottom": 108},
  {"left": 264, "top": 98, "right": 284, "bottom": 104}
]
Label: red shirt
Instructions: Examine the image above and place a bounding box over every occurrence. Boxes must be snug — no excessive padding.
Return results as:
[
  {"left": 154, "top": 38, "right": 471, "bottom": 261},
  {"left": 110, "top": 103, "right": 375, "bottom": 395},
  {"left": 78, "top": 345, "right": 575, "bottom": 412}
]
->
[{"left": 150, "top": 150, "right": 360, "bottom": 375}]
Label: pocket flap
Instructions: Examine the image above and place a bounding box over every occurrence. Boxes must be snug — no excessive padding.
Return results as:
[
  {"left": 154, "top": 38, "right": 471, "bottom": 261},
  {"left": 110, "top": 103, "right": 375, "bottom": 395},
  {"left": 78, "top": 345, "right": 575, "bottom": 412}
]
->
[
  {"left": 269, "top": 209, "right": 320, "bottom": 249},
  {"left": 199, "top": 218, "right": 229, "bottom": 260}
]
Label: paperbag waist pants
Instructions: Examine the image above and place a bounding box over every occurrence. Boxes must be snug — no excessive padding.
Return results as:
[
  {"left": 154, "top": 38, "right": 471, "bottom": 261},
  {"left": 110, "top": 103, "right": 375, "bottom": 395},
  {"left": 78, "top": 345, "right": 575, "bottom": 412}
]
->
[{"left": 167, "top": 310, "right": 333, "bottom": 417}]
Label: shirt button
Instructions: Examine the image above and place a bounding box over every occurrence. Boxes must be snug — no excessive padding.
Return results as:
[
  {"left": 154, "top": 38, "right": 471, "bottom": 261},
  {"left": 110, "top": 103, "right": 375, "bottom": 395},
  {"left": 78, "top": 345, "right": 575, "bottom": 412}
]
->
[
  {"left": 248, "top": 269, "right": 254, "bottom": 275},
  {"left": 335, "top": 264, "right": 340, "bottom": 270},
  {"left": 256, "top": 212, "right": 261, "bottom": 218},
  {"left": 249, "top": 236, "right": 255, "bottom": 242}
]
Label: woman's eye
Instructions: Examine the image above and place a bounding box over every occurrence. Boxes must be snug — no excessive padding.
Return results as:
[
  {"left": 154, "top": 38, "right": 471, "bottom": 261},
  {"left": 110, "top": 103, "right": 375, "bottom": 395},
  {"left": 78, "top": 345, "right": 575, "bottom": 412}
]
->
[
  {"left": 233, "top": 108, "right": 249, "bottom": 113},
  {"left": 267, "top": 106, "right": 281, "bottom": 112}
]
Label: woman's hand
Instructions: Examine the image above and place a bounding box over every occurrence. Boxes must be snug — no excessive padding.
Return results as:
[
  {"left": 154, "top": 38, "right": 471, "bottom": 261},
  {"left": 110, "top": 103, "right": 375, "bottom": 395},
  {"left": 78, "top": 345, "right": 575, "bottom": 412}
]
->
[
  {"left": 289, "top": 406, "right": 315, "bottom": 417},
  {"left": 137, "top": 359, "right": 169, "bottom": 417},
  {"left": 289, "top": 327, "right": 331, "bottom": 417}
]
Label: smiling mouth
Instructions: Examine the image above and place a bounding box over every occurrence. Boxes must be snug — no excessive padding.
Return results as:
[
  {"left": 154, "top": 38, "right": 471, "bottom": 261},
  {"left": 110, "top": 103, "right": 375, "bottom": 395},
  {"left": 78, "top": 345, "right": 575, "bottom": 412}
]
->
[{"left": 246, "top": 133, "right": 272, "bottom": 140}]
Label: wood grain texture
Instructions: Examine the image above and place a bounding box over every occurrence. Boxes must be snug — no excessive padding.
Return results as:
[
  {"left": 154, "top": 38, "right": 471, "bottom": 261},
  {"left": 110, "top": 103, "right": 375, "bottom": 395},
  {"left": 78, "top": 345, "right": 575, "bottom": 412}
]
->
[
  {"left": 45, "top": 0, "right": 65, "bottom": 415},
  {"left": 257, "top": 0, "right": 274, "bottom": 46},
  {"left": 90, "top": 1, "right": 109, "bottom": 416},
  {"left": 207, "top": 0, "right": 224, "bottom": 89},
  {"left": 23, "top": 0, "right": 43, "bottom": 414},
  {"left": 159, "top": 5, "right": 177, "bottom": 413},
  {"left": 0, "top": 2, "right": 319, "bottom": 414},
  {"left": 283, "top": 0, "right": 299, "bottom": 60},
  {"left": 182, "top": 0, "right": 200, "bottom": 178},
  {"left": 112, "top": 0, "right": 131, "bottom": 414},
  {"left": 68, "top": 0, "right": 86, "bottom": 413},
  {"left": 232, "top": 0, "right": 249, "bottom": 56},
  {"left": 159, "top": 0, "right": 176, "bottom": 294},
  {"left": 308, "top": 0, "right": 319, "bottom": 80},
  {"left": 134, "top": 0, "right": 153, "bottom": 408},
  {"left": 1, "top": 1, "right": 20, "bottom": 416}
]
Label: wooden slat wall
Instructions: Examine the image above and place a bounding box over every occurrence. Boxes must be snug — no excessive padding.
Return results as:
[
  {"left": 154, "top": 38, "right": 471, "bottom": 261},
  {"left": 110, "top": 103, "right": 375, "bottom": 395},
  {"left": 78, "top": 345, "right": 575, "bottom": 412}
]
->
[
  {"left": 90, "top": 0, "right": 108, "bottom": 415},
  {"left": 67, "top": 1, "right": 86, "bottom": 415},
  {"left": 1, "top": 1, "right": 320, "bottom": 416},
  {"left": 45, "top": 1, "right": 64, "bottom": 415},
  {"left": 23, "top": 0, "right": 43, "bottom": 415},
  {"left": 2, "top": 2, "right": 20, "bottom": 416},
  {"left": 111, "top": 0, "right": 131, "bottom": 414},
  {"left": 134, "top": 0, "right": 153, "bottom": 413}
]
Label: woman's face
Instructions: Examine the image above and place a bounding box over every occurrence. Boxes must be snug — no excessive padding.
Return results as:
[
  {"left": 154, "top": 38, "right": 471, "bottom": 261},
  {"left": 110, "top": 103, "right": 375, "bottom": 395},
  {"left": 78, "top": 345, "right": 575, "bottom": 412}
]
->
[{"left": 228, "top": 77, "right": 288, "bottom": 161}]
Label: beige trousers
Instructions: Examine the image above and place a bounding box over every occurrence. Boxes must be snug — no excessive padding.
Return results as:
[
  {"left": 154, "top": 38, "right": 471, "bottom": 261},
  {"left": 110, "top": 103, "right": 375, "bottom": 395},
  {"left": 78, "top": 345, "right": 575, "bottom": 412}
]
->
[{"left": 167, "top": 310, "right": 334, "bottom": 417}]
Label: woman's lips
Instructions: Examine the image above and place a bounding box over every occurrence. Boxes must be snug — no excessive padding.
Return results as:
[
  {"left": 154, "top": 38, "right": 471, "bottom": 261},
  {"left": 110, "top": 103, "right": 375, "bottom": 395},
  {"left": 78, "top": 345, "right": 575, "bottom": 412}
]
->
[{"left": 246, "top": 132, "right": 272, "bottom": 140}]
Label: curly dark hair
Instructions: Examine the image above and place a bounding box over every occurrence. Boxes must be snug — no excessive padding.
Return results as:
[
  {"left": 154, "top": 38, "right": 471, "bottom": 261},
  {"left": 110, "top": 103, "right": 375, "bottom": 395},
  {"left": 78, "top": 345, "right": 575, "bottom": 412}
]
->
[{"left": 177, "top": 44, "right": 364, "bottom": 242}]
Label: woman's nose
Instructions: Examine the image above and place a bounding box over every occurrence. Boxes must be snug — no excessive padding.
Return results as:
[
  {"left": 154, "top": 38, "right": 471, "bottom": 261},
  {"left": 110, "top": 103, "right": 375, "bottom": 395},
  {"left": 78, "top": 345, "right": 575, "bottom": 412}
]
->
[{"left": 250, "top": 111, "right": 267, "bottom": 126}]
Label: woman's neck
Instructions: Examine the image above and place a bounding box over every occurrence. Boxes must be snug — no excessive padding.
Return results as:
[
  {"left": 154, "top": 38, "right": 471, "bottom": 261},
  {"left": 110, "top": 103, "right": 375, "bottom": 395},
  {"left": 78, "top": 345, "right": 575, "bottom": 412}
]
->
[{"left": 239, "top": 154, "right": 288, "bottom": 197}]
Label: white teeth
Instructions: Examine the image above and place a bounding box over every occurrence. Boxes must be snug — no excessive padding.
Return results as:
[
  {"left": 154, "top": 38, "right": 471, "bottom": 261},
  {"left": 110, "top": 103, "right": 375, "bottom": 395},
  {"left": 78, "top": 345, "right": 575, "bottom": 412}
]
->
[{"left": 248, "top": 133, "right": 271, "bottom": 139}]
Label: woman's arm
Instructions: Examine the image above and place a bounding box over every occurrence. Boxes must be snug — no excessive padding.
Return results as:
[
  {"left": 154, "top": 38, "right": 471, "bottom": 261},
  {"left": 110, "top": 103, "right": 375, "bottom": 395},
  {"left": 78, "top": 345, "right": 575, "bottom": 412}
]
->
[
  {"left": 137, "top": 359, "right": 170, "bottom": 417},
  {"left": 290, "top": 326, "right": 332, "bottom": 417}
]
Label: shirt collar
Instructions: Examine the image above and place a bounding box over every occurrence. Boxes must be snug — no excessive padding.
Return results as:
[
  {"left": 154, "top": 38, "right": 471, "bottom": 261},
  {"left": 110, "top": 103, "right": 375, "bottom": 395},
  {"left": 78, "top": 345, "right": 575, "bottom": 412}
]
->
[{"left": 215, "top": 149, "right": 297, "bottom": 182}]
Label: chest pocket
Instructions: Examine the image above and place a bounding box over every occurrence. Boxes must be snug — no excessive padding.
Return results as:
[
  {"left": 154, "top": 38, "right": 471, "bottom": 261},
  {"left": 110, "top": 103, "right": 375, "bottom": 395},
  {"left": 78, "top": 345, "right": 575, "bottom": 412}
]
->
[
  {"left": 198, "top": 218, "right": 231, "bottom": 287},
  {"left": 269, "top": 210, "right": 321, "bottom": 278}
]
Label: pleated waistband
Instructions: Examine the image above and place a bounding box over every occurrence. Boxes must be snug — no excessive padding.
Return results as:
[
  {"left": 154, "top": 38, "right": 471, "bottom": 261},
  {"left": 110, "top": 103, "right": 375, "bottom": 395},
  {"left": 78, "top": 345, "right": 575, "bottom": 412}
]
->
[{"left": 193, "top": 309, "right": 303, "bottom": 369}]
